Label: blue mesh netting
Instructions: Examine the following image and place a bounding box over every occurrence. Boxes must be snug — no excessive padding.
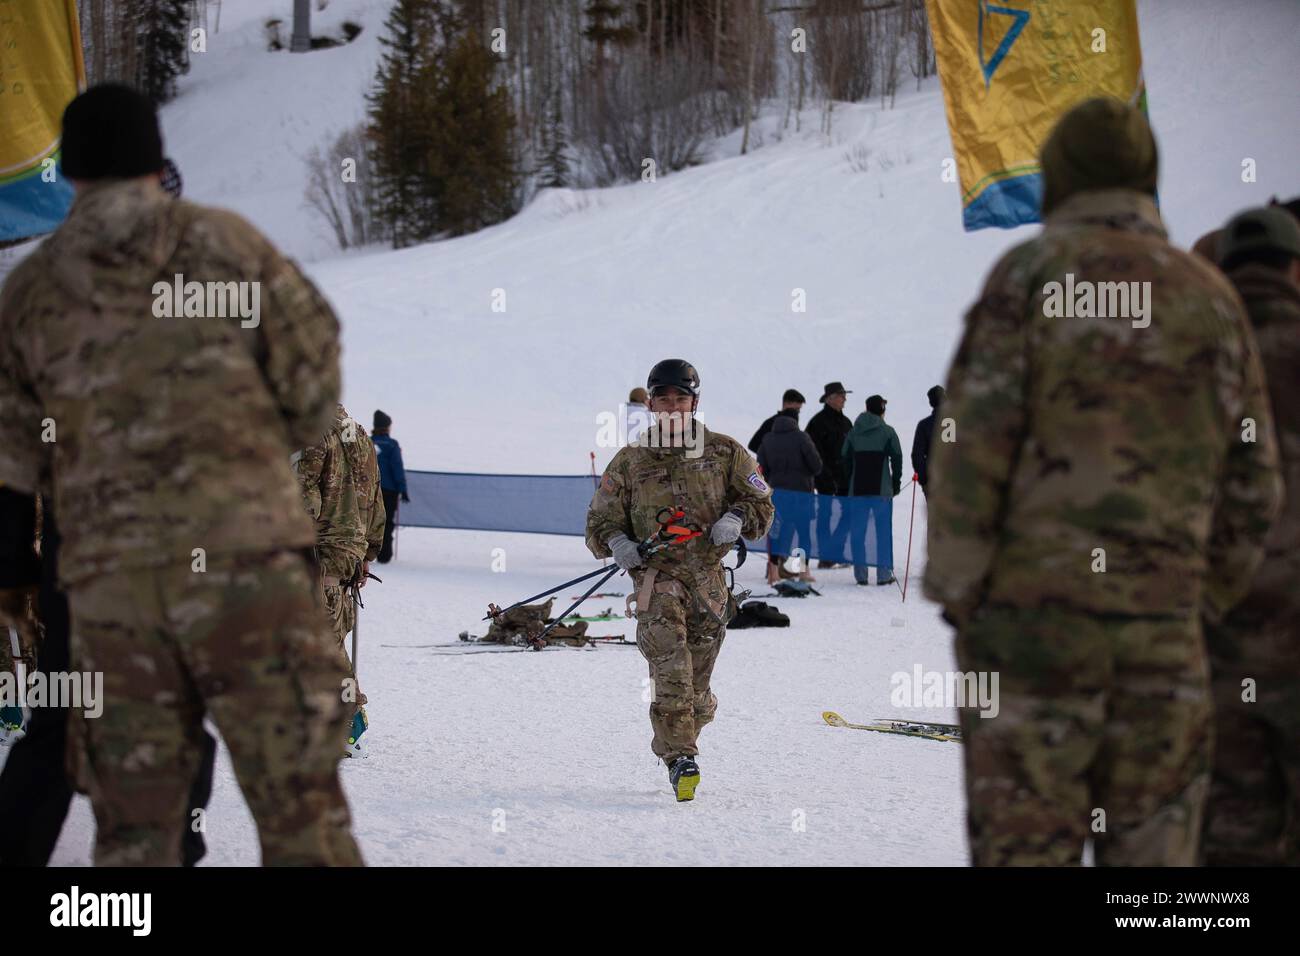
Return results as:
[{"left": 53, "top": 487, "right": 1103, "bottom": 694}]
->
[{"left": 397, "top": 471, "right": 900, "bottom": 567}]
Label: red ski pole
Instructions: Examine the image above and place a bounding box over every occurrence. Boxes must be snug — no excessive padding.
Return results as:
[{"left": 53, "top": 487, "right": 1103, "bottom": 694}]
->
[{"left": 901, "top": 474, "right": 918, "bottom": 603}]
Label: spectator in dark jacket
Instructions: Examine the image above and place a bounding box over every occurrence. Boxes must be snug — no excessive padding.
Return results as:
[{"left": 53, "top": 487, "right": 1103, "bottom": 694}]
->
[
  {"left": 372, "top": 409, "right": 409, "bottom": 564},
  {"left": 758, "top": 410, "right": 823, "bottom": 584},
  {"left": 805, "top": 381, "right": 853, "bottom": 568},
  {"left": 748, "top": 389, "right": 806, "bottom": 453},
  {"left": 842, "top": 395, "right": 903, "bottom": 586},
  {"left": 911, "top": 385, "right": 945, "bottom": 498}
]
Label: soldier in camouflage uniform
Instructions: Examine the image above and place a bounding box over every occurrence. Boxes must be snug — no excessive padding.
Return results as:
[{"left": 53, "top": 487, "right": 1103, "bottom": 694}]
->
[
  {"left": 1202, "top": 207, "right": 1300, "bottom": 865},
  {"left": 295, "top": 404, "right": 384, "bottom": 750},
  {"left": 923, "top": 98, "right": 1283, "bottom": 866},
  {"left": 0, "top": 85, "right": 361, "bottom": 866},
  {"left": 586, "top": 359, "right": 774, "bottom": 801}
]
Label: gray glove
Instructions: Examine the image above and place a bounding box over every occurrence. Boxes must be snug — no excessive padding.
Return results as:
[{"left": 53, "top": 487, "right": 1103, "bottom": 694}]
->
[
  {"left": 709, "top": 510, "right": 744, "bottom": 546},
  {"left": 607, "top": 533, "right": 644, "bottom": 571}
]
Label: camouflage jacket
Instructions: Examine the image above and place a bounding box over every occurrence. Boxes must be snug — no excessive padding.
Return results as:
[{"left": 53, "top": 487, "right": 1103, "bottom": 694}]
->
[
  {"left": 0, "top": 179, "right": 341, "bottom": 587},
  {"left": 923, "top": 190, "right": 1283, "bottom": 622},
  {"left": 586, "top": 421, "right": 775, "bottom": 592},
  {"left": 1221, "top": 263, "right": 1300, "bottom": 621},
  {"left": 295, "top": 404, "right": 385, "bottom": 579}
]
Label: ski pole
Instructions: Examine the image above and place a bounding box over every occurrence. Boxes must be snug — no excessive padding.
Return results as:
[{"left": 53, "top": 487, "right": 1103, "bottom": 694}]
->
[
  {"left": 352, "top": 600, "right": 360, "bottom": 677},
  {"left": 484, "top": 508, "right": 700, "bottom": 621},
  {"left": 901, "top": 472, "right": 918, "bottom": 603},
  {"left": 534, "top": 563, "right": 624, "bottom": 644},
  {"left": 483, "top": 564, "right": 617, "bottom": 621}
]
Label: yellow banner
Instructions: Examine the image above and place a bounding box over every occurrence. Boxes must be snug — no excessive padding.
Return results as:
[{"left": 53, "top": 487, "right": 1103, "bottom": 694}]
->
[
  {"left": 925, "top": 0, "right": 1146, "bottom": 230},
  {"left": 0, "top": 0, "right": 85, "bottom": 240}
]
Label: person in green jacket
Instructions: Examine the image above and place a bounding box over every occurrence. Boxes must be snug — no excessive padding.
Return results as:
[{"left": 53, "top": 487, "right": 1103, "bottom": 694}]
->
[{"left": 841, "top": 395, "right": 903, "bottom": 585}]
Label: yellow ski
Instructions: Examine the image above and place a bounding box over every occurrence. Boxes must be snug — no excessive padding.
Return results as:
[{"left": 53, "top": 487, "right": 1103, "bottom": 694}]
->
[{"left": 822, "top": 711, "right": 961, "bottom": 742}]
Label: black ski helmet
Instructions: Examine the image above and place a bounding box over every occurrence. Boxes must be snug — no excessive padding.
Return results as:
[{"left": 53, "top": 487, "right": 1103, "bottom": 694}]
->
[{"left": 647, "top": 359, "right": 700, "bottom": 397}]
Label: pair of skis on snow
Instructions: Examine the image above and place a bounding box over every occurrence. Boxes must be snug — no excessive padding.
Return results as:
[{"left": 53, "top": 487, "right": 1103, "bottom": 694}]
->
[{"left": 822, "top": 711, "right": 961, "bottom": 742}]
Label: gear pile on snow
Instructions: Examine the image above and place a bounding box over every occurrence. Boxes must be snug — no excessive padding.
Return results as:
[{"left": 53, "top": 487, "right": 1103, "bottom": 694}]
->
[{"left": 460, "top": 597, "right": 593, "bottom": 649}]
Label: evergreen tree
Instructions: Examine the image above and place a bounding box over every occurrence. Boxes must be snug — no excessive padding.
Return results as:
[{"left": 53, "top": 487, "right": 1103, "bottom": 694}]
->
[
  {"left": 135, "top": 0, "right": 190, "bottom": 104},
  {"left": 367, "top": 0, "right": 440, "bottom": 248},
  {"left": 425, "top": 31, "right": 519, "bottom": 236}
]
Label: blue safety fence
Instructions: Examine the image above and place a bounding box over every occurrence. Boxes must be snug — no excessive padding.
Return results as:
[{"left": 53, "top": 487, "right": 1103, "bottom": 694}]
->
[{"left": 395, "top": 470, "right": 902, "bottom": 569}]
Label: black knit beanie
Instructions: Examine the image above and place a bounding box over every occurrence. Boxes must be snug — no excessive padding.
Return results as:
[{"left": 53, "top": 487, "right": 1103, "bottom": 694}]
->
[
  {"left": 373, "top": 410, "right": 393, "bottom": 431},
  {"left": 61, "top": 84, "right": 164, "bottom": 180}
]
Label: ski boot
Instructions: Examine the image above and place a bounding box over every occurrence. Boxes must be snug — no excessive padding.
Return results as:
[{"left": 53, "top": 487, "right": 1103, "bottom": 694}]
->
[
  {"left": 668, "top": 755, "right": 700, "bottom": 802},
  {"left": 345, "top": 708, "right": 368, "bottom": 758}
]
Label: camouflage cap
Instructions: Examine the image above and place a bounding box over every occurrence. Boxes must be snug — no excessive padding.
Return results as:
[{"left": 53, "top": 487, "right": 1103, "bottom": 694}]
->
[
  {"left": 1040, "top": 97, "right": 1158, "bottom": 217},
  {"left": 1220, "top": 206, "right": 1300, "bottom": 263}
]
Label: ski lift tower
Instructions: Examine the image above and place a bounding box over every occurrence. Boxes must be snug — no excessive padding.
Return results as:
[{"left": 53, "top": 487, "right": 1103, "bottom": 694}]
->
[{"left": 291, "top": 0, "right": 311, "bottom": 52}]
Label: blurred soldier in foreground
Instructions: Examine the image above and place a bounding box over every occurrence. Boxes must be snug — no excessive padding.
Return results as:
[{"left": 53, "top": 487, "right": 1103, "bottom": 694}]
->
[
  {"left": 0, "top": 85, "right": 361, "bottom": 865},
  {"left": 1202, "top": 206, "right": 1300, "bottom": 865},
  {"left": 924, "top": 98, "right": 1282, "bottom": 866}
]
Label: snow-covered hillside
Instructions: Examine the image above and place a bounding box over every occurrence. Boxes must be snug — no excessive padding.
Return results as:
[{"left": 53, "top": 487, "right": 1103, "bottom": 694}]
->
[{"left": 159, "top": 0, "right": 1300, "bottom": 474}]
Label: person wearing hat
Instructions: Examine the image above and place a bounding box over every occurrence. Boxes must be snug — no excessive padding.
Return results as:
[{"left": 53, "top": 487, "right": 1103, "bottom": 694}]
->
[
  {"left": 911, "top": 386, "right": 946, "bottom": 499},
  {"left": 841, "top": 394, "right": 902, "bottom": 585},
  {"left": 625, "top": 386, "right": 653, "bottom": 445},
  {"left": 924, "top": 97, "right": 1282, "bottom": 866},
  {"left": 0, "top": 84, "right": 362, "bottom": 865},
  {"left": 372, "top": 409, "right": 409, "bottom": 564},
  {"left": 805, "top": 382, "right": 854, "bottom": 568},
  {"left": 1202, "top": 205, "right": 1300, "bottom": 865},
  {"left": 747, "top": 388, "right": 807, "bottom": 454},
  {"left": 586, "top": 359, "right": 774, "bottom": 802}
]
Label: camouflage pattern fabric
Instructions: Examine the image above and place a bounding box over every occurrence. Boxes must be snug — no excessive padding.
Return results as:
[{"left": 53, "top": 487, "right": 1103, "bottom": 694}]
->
[
  {"left": 295, "top": 406, "right": 371, "bottom": 582},
  {"left": 0, "top": 178, "right": 340, "bottom": 588},
  {"left": 324, "top": 583, "right": 366, "bottom": 722},
  {"left": 636, "top": 574, "right": 727, "bottom": 761},
  {"left": 924, "top": 190, "right": 1281, "bottom": 623},
  {"left": 1203, "top": 262, "right": 1300, "bottom": 865},
  {"left": 296, "top": 405, "right": 382, "bottom": 723},
  {"left": 957, "top": 607, "right": 1211, "bottom": 866},
  {"left": 0, "top": 176, "right": 358, "bottom": 863},
  {"left": 924, "top": 189, "right": 1284, "bottom": 866},
  {"left": 69, "top": 549, "right": 361, "bottom": 866},
  {"left": 586, "top": 421, "right": 774, "bottom": 762},
  {"left": 353, "top": 424, "right": 385, "bottom": 564}
]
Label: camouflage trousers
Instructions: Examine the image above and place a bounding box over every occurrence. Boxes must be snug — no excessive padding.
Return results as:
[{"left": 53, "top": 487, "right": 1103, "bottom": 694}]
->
[
  {"left": 69, "top": 549, "right": 362, "bottom": 866},
  {"left": 1203, "top": 613, "right": 1300, "bottom": 865},
  {"left": 0, "top": 586, "right": 40, "bottom": 678},
  {"left": 634, "top": 571, "right": 728, "bottom": 764},
  {"left": 323, "top": 584, "right": 366, "bottom": 722},
  {"left": 955, "top": 606, "right": 1211, "bottom": 866}
]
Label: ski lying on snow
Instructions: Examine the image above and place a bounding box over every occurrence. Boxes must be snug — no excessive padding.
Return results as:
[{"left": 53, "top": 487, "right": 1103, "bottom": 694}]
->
[
  {"left": 381, "top": 637, "right": 636, "bottom": 654},
  {"left": 821, "top": 711, "right": 961, "bottom": 742}
]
